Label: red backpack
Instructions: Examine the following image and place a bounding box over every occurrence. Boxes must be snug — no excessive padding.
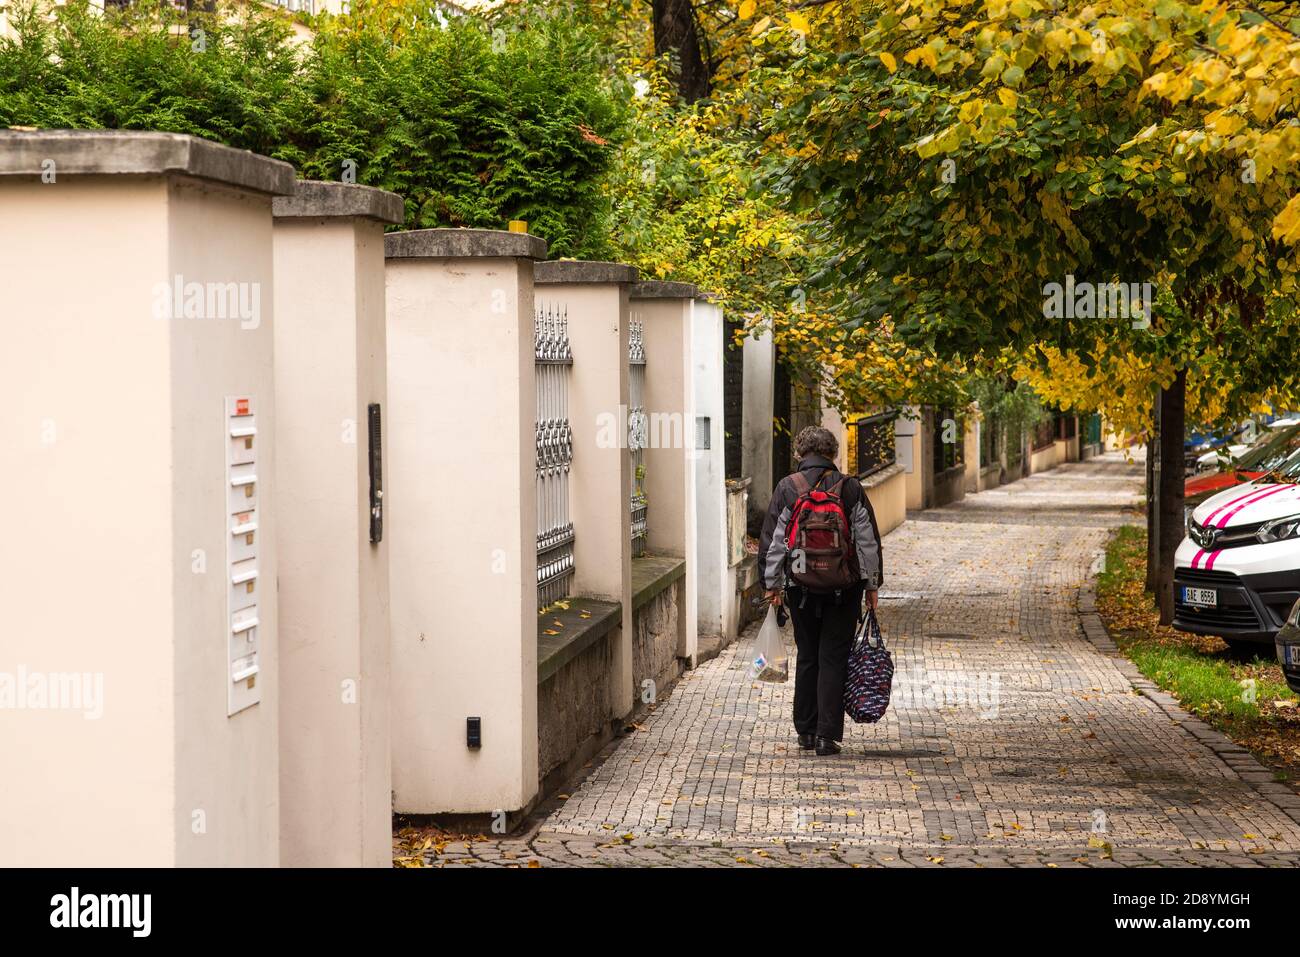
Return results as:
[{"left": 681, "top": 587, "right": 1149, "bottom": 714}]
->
[{"left": 784, "top": 469, "right": 860, "bottom": 592}]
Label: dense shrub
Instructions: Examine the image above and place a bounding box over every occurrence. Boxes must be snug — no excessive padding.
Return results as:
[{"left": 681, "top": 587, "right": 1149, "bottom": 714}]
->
[
  {"left": 0, "top": 0, "right": 624, "bottom": 257},
  {"left": 0, "top": 2, "right": 306, "bottom": 156}
]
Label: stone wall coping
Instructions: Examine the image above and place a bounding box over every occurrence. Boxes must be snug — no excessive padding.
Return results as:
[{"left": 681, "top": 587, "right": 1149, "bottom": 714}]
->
[
  {"left": 273, "top": 180, "right": 404, "bottom": 224},
  {"left": 0, "top": 129, "right": 295, "bottom": 196},
  {"left": 535, "top": 260, "right": 639, "bottom": 285},
  {"left": 537, "top": 599, "right": 621, "bottom": 685},
  {"left": 631, "top": 555, "right": 686, "bottom": 612},
  {"left": 630, "top": 280, "right": 703, "bottom": 300},
  {"left": 385, "top": 228, "right": 547, "bottom": 261},
  {"left": 859, "top": 461, "right": 905, "bottom": 491}
]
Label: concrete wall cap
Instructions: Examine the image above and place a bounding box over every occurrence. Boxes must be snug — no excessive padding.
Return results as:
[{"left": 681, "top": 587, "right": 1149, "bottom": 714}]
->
[
  {"left": 273, "top": 180, "right": 404, "bottom": 224},
  {"left": 0, "top": 129, "right": 295, "bottom": 196},
  {"left": 534, "top": 260, "right": 639, "bottom": 285},
  {"left": 385, "top": 228, "right": 546, "bottom": 261},
  {"left": 630, "top": 280, "right": 703, "bottom": 300}
]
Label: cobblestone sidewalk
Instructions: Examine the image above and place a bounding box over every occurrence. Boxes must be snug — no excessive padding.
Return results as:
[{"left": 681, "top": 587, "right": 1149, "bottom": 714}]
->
[{"left": 419, "top": 453, "right": 1300, "bottom": 867}]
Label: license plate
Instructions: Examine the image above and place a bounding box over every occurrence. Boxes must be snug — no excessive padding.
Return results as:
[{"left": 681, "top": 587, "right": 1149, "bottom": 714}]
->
[
  {"left": 1287, "top": 645, "right": 1300, "bottom": 668},
  {"left": 1181, "top": 586, "right": 1218, "bottom": 607}
]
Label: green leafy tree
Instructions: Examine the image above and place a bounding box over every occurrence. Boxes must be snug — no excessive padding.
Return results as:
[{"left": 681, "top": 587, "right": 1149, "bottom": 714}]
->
[{"left": 758, "top": 0, "right": 1300, "bottom": 618}]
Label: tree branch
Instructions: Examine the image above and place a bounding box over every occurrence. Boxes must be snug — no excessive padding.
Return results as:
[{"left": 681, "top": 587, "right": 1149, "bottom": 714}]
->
[{"left": 1246, "top": 2, "right": 1300, "bottom": 41}]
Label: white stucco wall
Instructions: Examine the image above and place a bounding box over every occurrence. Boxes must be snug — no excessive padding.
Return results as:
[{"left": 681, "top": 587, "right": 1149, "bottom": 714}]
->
[
  {"left": 741, "top": 329, "right": 775, "bottom": 514},
  {"left": 540, "top": 281, "right": 633, "bottom": 715},
  {"left": 692, "top": 300, "right": 727, "bottom": 643},
  {"left": 168, "top": 178, "right": 280, "bottom": 867},
  {"left": 632, "top": 294, "right": 699, "bottom": 662},
  {"left": 274, "top": 215, "right": 391, "bottom": 866},
  {"left": 386, "top": 254, "right": 538, "bottom": 815},
  {"left": 0, "top": 172, "right": 280, "bottom": 866}
]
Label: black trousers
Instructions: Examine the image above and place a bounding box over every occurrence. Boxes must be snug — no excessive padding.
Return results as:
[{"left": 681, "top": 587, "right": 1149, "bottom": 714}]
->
[{"left": 789, "top": 584, "right": 863, "bottom": 742}]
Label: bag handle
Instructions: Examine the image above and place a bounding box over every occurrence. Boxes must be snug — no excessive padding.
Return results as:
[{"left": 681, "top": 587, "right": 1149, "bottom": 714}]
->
[{"left": 854, "top": 603, "right": 886, "bottom": 650}]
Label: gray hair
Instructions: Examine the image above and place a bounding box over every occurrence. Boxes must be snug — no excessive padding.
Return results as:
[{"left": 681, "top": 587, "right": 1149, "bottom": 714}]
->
[{"left": 794, "top": 426, "right": 838, "bottom": 461}]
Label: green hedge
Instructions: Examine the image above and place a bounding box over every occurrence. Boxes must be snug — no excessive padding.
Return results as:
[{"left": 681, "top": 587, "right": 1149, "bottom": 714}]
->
[{"left": 0, "top": 0, "right": 624, "bottom": 258}]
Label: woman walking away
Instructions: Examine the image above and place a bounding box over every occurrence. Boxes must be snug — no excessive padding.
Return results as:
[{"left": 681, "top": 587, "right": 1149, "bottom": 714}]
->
[{"left": 757, "top": 426, "right": 883, "bottom": 756}]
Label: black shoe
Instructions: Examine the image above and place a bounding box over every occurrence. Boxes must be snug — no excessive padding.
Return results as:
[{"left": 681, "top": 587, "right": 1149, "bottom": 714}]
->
[
  {"left": 815, "top": 737, "right": 842, "bottom": 756},
  {"left": 797, "top": 734, "right": 816, "bottom": 750}
]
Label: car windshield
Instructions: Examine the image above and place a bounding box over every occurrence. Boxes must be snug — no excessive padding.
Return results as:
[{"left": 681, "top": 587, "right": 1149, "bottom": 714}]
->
[
  {"left": 1260, "top": 443, "right": 1300, "bottom": 483},
  {"left": 1236, "top": 424, "right": 1300, "bottom": 473}
]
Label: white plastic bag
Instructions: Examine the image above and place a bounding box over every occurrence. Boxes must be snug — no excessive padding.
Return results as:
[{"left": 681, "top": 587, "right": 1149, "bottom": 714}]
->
[{"left": 750, "top": 606, "right": 789, "bottom": 682}]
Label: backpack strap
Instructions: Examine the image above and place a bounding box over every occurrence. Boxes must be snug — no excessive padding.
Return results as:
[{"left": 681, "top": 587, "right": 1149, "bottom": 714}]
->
[{"left": 792, "top": 467, "right": 833, "bottom": 495}]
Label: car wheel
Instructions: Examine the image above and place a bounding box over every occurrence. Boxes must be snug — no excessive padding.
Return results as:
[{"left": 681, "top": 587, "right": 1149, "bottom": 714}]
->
[{"left": 1223, "top": 638, "right": 1264, "bottom": 662}]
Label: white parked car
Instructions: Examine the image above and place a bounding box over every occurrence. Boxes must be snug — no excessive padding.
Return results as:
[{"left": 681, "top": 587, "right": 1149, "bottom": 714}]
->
[
  {"left": 1174, "top": 450, "right": 1300, "bottom": 655},
  {"left": 1195, "top": 443, "right": 1250, "bottom": 472}
]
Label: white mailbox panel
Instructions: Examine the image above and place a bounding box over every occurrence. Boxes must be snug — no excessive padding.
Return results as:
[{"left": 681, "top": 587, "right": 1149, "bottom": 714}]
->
[
  {"left": 229, "top": 510, "right": 258, "bottom": 564},
  {"left": 230, "top": 433, "right": 256, "bottom": 467},
  {"left": 226, "top": 396, "right": 261, "bottom": 716}
]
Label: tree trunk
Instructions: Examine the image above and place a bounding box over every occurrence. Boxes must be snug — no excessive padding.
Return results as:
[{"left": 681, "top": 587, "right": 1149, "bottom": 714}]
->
[
  {"left": 1155, "top": 370, "right": 1186, "bottom": 625},
  {"left": 1145, "top": 388, "right": 1158, "bottom": 596},
  {"left": 652, "top": 0, "right": 710, "bottom": 102}
]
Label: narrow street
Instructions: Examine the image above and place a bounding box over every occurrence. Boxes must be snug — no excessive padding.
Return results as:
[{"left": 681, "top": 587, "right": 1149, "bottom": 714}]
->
[{"left": 423, "top": 453, "right": 1300, "bottom": 867}]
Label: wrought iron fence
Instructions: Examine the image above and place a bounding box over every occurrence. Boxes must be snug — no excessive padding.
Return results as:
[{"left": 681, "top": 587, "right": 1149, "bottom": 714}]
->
[
  {"left": 1031, "top": 417, "right": 1056, "bottom": 451},
  {"left": 536, "top": 303, "right": 574, "bottom": 608},
  {"left": 979, "top": 414, "right": 999, "bottom": 469},
  {"left": 849, "top": 410, "right": 898, "bottom": 479},
  {"left": 628, "top": 317, "right": 648, "bottom": 557},
  {"left": 1006, "top": 428, "right": 1024, "bottom": 471}
]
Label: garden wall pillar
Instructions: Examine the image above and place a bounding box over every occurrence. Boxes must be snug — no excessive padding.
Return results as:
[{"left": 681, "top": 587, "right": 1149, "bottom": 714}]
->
[
  {"left": 964, "top": 417, "right": 981, "bottom": 493},
  {"left": 273, "top": 182, "right": 404, "bottom": 866},
  {"left": 897, "top": 406, "right": 924, "bottom": 510},
  {"left": 691, "top": 296, "right": 729, "bottom": 648},
  {"left": 742, "top": 328, "right": 776, "bottom": 518},
  {"left": 534, "top": 261, "right": 636, "bottom": 716},
  {"left": 630, "top": 281, "right": 701, "bottom": 665},
  {"left": 385, "top": 228, "right": 544, "bottom": 816},
  {"left": 820, "top": 402, "right": 850, "bottom": 471},
  {"left": 0, "top": 130, "right": 294, "bottom": 865}
]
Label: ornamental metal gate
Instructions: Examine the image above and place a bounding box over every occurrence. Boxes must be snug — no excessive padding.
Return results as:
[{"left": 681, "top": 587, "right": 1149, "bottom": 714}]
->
[
  {"left": 628, "top": 317, "right": 648, "bottom": 557},
  {"left": 850, "top": 410, "right": 898, "bottom": 479},
  {"left": 1085, "top": 412, "right": 1102, "bottom": 447},
  {"left": 536, "top": 303, "right": 574, "bottom": 608}
]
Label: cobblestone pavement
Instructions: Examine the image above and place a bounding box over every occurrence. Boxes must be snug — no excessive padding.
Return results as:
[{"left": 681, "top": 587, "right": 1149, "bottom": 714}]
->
[{"left": 419, "top": 453, "right": 1300, "bottom": 867}]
